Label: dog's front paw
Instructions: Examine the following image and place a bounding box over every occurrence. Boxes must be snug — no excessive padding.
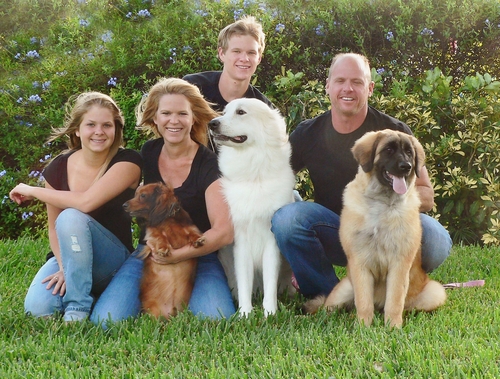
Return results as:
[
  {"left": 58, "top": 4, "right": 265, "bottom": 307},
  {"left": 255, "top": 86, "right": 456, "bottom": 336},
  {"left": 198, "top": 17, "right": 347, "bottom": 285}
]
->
[
  {"left": 192, "top": 236, "right": 206, "bottom": 248},
  {"left": 238, "top": 306, "right": 253, "bottom": 317},
  {"left": 157, "top": 248, "right": 170, "bottom": 257}
]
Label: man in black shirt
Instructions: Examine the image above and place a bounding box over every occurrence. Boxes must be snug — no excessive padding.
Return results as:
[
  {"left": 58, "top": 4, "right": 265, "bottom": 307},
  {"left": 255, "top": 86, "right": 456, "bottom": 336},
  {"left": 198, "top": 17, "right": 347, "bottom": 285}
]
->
[{"left": 271, "top": 53, "right": 452, "bottom": 298}]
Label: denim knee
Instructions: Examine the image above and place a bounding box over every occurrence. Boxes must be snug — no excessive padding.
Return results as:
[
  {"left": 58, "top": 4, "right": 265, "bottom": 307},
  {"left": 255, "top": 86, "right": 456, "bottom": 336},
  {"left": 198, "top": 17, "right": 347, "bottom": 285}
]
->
[
  {"left": 24, "top": 257, "right": 63, "bottom": 317},
  {"left": 55, "top": 208, "right": 88, "bottom": 236},
  {"left": 271, "top": 202, "right": 303, "bottom": 237},
  {"left": 420, "top": 214, "right": 452, "bottom": 272}
]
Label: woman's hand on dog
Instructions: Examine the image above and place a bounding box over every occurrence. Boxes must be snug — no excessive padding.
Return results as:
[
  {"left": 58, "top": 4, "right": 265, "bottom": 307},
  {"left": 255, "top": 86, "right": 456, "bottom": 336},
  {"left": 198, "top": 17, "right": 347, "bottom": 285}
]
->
[
  {"left": 9, "top": 183, "right": 36, "bottom": 204},
  {"left": 42, "top": 270, "right": 66, "bottom": 296}
]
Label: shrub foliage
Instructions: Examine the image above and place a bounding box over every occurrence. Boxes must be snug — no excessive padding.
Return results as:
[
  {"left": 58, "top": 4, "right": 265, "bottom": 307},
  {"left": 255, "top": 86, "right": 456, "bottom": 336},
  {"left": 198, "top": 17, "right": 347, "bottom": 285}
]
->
[{"left": 1, "top": 0, "right": 499, "bottom": 244}]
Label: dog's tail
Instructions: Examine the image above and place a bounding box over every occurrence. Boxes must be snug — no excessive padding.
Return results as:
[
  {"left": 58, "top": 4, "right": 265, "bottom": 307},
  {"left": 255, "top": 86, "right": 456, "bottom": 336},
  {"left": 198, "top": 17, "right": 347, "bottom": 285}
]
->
[{"left": 303, "top": 295, "right": 327, "bottom": 314}]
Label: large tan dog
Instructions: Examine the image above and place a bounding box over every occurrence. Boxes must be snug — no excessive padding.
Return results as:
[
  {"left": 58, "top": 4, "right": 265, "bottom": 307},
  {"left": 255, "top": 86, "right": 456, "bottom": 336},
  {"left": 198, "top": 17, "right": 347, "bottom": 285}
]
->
[{"left": 304, "top": 130, "right": 446, "bottom": 327}]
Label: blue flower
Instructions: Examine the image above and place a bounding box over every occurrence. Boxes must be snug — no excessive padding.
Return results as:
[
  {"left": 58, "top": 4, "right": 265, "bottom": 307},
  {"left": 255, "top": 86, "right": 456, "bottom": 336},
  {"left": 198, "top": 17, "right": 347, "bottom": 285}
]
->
[
  {"left": 0, "top": 170, "right": 6, "bottom": 177},
  {"left": 14, "top": 53, "right": 21, "bottom": 59},
  {"left": 376, "top": 68, "right": 385, "bottom": 75},
  {"left": 42, "top": 81, "right": 51, "bottom": 90},
  {"left": 39, "top": 154, "right": 52, "bottom": 163},
  {"left": 26, "top": 50, "right": 40, "bottom": 59},
  {"left": 169, "top": 48, "right": 177, "bottom": 63},
  {"left": 275, "top": 23, "right": 285, "bottom": 33},
  {"left": 137, "top": 9, "right": 151, "bottom": 17},
  {"left": 22, "top": 211, "right": 34, "bottom": 220},
  {"left": 101, "top": 31, "right": 113, "bottom": 43},
  {"left": 108, "top": 77, "right": 118, "bottom": 87},
  {"left": 17, "top": 97, "right": 23, "bottom": 103},
  {"left": 234, "top": 9, "right": 243, "bottom": 20},
  {"left": 30, "top": 37, "right": 38, "bottom": 44},
  {"left": 28, "top": 94, "right": 42, "bottom": 103},
  {"left": 420, "top": 28, "right": 434, "bottom": 36},
  {"left": 315, "top": 25, "right": 325, "bottom": 36},
  {"left": 33, "top": 81, "right": 40, "bottom": 88},
  {"left": 29, "top": 170, "right": 41, "bottom": 178},
  {"left": 126, "top": 12, "right": 133, "bottom": 18},
  {"left": 386, "top": 31, "right": 394, "bottom": 41},
  {"left": 194, "top": 9, "right": 208, "bottom": 17},
  {"left": 79, "top": 19, "right": 90, "bottom": 27}
]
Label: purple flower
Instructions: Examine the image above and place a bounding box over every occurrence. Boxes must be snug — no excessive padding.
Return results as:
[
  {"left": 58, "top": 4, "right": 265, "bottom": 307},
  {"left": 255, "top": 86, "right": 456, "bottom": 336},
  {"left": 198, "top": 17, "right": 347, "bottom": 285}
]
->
[
  {"left": 108, "top": 77, "right": 118, "bottom": 87},
  {"left": 79, "top": 19, "right": 90, "bottom": 27},
  {"left": 22, "top": 211, "right": 34, "bottom": 220},
  {"left": 420, "top": 28, "right": 434, "bottom": 36},
  {"left": 26, "top": 50, "right": 40, "bottom": 59},
  {"left": 275, "top": 23, "right": 285, "bottom": 33},
  {"left": 28, "top": 94, "right": 42, "bottom": 103},
  {"left": 137, "top": 9, "right": 151, "bottom": 18},
  {"left": 194, "top": 9, "right": 208, "bottom": 17},
  {"left": 315, "top": 25, "right": 325, "bottom": 36},
  {"left": 101, "top": 31, "right": 113, "bottom": 43},
  {"left": 386, "top": 31, "right": 394, "bottom": 41}
]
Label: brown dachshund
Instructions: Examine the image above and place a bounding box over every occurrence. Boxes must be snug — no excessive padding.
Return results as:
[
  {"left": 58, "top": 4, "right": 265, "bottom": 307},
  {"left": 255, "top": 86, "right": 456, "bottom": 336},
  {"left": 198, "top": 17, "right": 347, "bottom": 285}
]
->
[{"left": 123, "top": 182, "right": 205, "bottom": 319}]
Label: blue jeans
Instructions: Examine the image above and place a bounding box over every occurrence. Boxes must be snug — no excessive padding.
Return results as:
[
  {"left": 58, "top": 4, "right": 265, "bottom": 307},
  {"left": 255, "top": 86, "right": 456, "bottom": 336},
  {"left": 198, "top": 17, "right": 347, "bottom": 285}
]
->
[
  {"left": 90, "top": 245, "right": 236, "bottom": 328},
  {"left": 271, "top": 201, "right": 452, "bottom": 298},
  {"left": 24, "top": 208, "right": 130, "bottom": 320}
]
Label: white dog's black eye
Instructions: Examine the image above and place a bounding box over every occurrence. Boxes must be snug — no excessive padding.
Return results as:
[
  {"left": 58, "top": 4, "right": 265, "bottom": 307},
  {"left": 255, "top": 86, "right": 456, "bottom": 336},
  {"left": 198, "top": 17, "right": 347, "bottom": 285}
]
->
[{"left": 236, "top": 109, "right": 246, "bottom": 115}]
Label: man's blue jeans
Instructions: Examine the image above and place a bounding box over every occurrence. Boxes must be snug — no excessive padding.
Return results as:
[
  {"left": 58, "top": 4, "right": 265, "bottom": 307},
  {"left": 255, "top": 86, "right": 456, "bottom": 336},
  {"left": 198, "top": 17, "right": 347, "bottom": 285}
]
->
[{"left": 271, "top": 201, "right": 452, "bottom": 298}]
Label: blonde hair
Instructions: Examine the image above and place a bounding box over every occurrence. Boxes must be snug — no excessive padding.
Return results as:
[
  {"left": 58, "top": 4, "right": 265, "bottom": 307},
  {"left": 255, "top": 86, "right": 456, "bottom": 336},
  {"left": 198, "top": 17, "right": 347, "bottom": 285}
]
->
[
  {"left": 328, "top": 53, "right": 372, "bottom": 82},
  {"left": 218, "top": 15, "right": 266, "bottom": 55},
  {"left": 48, "top": 92, "right": 125, "bottom": 181},
  {"left": 136, "top": 78, "right": 217, "bottom": 146}
]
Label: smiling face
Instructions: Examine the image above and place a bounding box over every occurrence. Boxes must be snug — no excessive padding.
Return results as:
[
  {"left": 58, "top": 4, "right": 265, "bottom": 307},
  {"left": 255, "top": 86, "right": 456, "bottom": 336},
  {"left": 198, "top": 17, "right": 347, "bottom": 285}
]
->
[
  {"left": 76, "top": 105, "right": 116, "bottom": 154},
  {"left": 153, "top": 94, "right": 194, "bottom": 146},
  {"left": 219, "top": 34, "right": 262, "bottom": 82},
  {"left": 326, "top": 55, "right": 374, "bottom": 118}
]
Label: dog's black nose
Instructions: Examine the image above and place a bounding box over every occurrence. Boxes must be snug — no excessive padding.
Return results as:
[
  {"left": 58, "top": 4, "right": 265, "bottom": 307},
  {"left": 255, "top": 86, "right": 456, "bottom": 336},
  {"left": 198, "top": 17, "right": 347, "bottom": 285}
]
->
[
  {"left": 208, "top": 119, "right": 220, "bottom": 131},
  {"left": 399, "top": 161, "right": 412, "bottom": 172},
  {"left": 123, "top": 202, "right": 129, "bottom": 210}
]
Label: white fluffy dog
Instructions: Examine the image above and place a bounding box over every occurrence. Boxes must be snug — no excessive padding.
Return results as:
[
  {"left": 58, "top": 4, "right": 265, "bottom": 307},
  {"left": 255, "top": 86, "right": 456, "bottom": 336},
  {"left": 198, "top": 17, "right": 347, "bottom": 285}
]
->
[{"left": 208, "top": 98, "right": 296, "bottom": 316}]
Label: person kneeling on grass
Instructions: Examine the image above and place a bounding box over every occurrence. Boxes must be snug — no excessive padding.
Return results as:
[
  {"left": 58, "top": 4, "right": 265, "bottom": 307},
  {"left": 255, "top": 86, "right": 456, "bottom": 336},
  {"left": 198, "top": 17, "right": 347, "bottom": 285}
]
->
[{"left": 9, "top": 92, "right": 142, "bottom": 322}]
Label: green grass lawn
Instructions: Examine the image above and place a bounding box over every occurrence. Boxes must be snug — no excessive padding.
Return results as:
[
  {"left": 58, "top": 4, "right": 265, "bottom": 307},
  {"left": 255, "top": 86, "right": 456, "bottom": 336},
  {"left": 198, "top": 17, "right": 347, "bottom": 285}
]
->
[{"left": 0, "top": 237, "right": 498, "bottom": 378}]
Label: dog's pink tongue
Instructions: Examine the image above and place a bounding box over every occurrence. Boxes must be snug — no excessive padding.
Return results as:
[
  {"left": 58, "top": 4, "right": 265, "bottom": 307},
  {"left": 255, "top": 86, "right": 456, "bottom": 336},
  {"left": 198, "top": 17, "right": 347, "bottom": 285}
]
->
[{"left": 390, "top": 174, "right": 407, "bottom": 195}]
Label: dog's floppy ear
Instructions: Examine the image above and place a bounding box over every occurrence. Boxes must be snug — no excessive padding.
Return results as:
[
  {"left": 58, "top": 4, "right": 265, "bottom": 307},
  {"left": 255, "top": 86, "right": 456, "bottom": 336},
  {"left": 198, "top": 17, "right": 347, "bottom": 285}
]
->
[
  {"left": 411, "top": 135, "right": 426, "bottom": 177},
  {"left": 351, "top": 131, "right": 383, "bottom": 173},
  {"left": 149, "top": 184, "right": 173, "bottom": 226}
]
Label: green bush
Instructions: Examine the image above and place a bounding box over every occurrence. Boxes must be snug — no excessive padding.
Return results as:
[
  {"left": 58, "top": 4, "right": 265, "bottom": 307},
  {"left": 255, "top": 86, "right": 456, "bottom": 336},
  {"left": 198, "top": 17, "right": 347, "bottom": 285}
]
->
[{"left": 1, "top": 0, "right": 499, "bottom": 244}]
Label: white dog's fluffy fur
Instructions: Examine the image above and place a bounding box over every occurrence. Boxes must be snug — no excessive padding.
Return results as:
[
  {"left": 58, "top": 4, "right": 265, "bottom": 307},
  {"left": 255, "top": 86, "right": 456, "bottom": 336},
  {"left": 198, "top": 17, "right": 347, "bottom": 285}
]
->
[{"left": 209, "top": 98, "right": 296, "bottom": 316}]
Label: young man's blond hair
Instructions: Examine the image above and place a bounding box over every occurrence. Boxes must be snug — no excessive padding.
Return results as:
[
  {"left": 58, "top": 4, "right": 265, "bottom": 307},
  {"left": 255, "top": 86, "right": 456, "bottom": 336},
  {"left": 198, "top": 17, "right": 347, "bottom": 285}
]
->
[{"left": 217, "top": 16, "right": 266, "bottom": 55}]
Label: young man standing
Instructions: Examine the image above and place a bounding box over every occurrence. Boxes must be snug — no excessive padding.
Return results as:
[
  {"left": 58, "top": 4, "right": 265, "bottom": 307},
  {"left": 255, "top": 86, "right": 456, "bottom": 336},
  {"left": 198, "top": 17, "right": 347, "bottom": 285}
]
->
[{"left": 183, "top": 16, "right": 272, "bottom": 115}]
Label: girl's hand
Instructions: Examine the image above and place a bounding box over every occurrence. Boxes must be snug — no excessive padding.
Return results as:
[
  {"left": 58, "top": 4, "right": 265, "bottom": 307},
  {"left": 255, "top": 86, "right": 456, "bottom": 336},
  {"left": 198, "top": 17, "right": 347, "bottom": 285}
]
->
[
  {"left": 42, "top": 270, "right": 66, "bottom": 296},
  {"left": 9, "top": 184, "right": 35, "bottom": 204}
]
